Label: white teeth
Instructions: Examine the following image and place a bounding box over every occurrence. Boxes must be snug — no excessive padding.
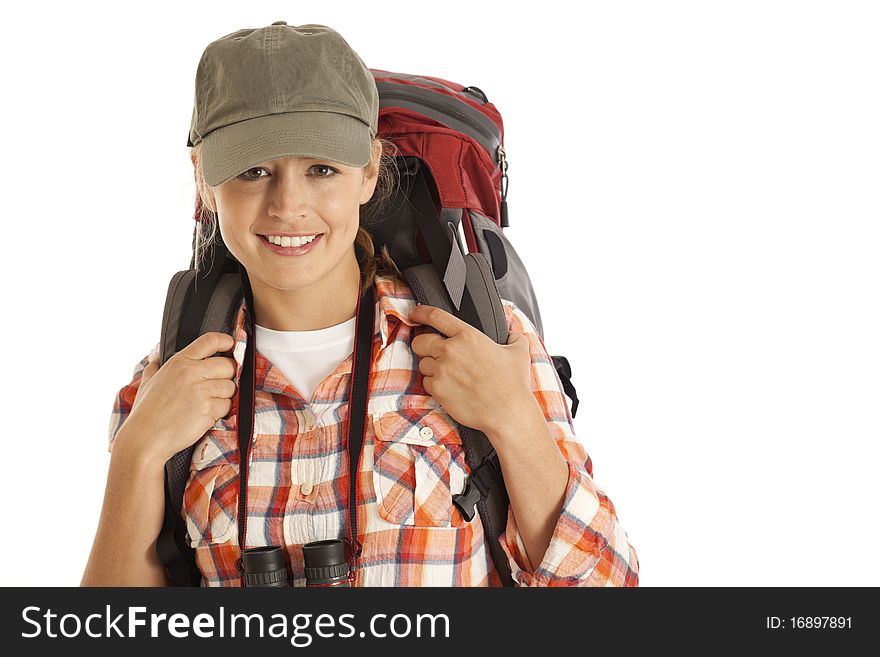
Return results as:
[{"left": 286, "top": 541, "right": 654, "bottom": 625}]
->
[{"left": 265, "top": 234, "right": 318, "bottom": 247}]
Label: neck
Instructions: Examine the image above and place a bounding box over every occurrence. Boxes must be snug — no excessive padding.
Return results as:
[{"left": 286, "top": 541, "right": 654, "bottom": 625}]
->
[{"left": 249, "top": 250, "right": 363, "bottom": 331}]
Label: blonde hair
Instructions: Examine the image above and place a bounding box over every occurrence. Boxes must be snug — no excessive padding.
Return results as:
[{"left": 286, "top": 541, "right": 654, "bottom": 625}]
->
[{"left": 190, "top": 136, "right": 404, "bottom": 292}]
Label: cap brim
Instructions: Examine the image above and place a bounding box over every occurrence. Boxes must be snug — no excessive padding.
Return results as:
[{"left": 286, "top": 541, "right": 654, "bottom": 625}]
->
[{"left": 201, "top": 111, "right": 373, "bottom": 187}]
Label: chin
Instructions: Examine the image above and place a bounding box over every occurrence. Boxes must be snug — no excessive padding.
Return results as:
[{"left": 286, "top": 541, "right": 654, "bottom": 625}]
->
[{"left": 258, "top": 265, "right": 325, "bottom": 290}]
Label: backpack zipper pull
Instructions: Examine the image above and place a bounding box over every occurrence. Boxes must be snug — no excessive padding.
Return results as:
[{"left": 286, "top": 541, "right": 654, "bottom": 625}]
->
[{"left": 498, "top": 145, "right": 509, "bottom": 227}]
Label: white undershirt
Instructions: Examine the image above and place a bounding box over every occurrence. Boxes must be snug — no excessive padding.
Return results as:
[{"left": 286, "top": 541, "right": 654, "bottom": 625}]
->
[{"left": 254, "top": 316, "right": 357, "bottom": 402}]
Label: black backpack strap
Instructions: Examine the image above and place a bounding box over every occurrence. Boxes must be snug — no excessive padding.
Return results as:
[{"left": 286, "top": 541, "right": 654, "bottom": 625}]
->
[
  {"left": 156, "top": 268, "right": 202, "bottom": 586},
  {"left": 157, "top": 239, "right": 242, "bottom": 586},
  {"left": 404, "top": 262, "right": 515, "bottom": 587},
  {"left": 403, "top": 167, "right": 516, "bottom": 586}
]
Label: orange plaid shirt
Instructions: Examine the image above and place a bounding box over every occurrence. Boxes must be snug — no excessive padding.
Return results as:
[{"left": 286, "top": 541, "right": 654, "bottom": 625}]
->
[{"left": 108, "top": 275, "right": 639, "bottom": 586}]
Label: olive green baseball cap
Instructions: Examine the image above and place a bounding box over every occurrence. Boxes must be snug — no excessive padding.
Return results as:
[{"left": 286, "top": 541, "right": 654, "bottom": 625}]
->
[{"left": 187, "top": 21, "right": 379, "bottom": 187}]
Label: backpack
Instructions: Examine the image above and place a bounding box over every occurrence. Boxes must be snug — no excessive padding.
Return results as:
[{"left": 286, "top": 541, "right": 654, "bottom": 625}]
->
[{"left": 155, "top": 68, "right": 581, "bottom": 587}]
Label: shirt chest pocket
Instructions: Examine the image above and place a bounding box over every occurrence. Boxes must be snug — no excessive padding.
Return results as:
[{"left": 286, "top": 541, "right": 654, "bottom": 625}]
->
[
  {"left": 183, "top": 430, "right": 239, "bottom": 548},
  {"left": 371, "top": 406, "right": 470, "bottom": 528}
]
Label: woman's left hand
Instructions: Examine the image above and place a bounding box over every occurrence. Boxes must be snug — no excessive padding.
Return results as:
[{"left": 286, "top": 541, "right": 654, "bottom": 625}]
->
[{"left": 409, "top": 303, "right": 534, "bottom": 436}]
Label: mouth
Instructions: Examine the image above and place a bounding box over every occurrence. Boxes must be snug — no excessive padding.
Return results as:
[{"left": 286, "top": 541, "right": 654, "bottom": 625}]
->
[{"left": 258, "top": 233, "right": 324, "bottom": 256}]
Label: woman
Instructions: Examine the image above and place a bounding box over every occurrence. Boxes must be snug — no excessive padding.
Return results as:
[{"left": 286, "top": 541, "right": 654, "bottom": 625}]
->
[{"left": 82, "top": 21, "right": 639, "bottom": 587}]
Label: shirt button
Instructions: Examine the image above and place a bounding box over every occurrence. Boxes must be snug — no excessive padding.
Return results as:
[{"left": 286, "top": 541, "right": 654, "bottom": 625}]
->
[
  {"left": 419, "top": 426, "right": 434, "bottom": 440},
  {"left": 300, "top": 482, "right": 313, "bottom": 496}
]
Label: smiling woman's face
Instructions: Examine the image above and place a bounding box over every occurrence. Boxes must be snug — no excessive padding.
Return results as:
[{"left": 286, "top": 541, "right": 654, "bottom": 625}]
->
[{"left": 212, "top": 141, "right": 381, "bottom": 294}]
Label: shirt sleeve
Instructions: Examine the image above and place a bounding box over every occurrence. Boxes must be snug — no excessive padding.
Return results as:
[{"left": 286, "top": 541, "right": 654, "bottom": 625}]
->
[
  {"left": 107, "top": 341, "right": 161, "bottom": 454},
  {"left": 497, "top": 303, "right": 640, "bottom": 587}
]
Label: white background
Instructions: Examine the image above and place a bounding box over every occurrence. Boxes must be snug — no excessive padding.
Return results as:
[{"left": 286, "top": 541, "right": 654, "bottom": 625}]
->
[{"left": 1, "top": 0, "right": 877, "bottom": 586}]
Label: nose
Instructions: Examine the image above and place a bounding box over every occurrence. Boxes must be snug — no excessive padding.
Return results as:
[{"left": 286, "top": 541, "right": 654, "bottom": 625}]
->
[{"left": 267, "top": 170, "right": 310, "bottom": 219}]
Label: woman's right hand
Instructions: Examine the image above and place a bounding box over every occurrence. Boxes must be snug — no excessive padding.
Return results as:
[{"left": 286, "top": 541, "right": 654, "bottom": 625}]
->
[{"left": 116, "top": 332, "right": 238, "bottom": 465}]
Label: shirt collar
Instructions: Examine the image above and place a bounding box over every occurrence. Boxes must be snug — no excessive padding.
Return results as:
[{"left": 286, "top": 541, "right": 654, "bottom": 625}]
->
[
  {"left": 374, "top": 274, "right": 421, "bottom": 349},
  {"left": 227, "top": 275, "right": 420, "bottom": 394}
]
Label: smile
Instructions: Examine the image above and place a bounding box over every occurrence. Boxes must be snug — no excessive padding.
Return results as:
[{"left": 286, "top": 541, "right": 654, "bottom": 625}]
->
[{"left": 259, "top": 233, "right": 323, "bottom": 256}]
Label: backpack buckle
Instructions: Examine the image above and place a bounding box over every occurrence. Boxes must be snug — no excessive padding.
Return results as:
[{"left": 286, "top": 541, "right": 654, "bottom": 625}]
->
[{"left": 452, "top": 480, "right": 483, "bottom": 522}]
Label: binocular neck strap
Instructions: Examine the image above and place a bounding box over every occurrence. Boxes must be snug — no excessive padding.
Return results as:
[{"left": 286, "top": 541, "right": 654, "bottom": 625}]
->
[{"left": 234, "top": 263, "right": 376, "bottom": 583}]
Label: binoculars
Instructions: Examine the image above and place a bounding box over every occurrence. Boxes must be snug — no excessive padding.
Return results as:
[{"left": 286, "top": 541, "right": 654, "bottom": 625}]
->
[{"left": 239, "top": 539, "right": 352, "bottom": 587}]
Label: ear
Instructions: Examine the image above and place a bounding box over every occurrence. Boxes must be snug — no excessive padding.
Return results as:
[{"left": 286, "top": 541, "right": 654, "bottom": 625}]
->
[{"left": 359, "top": 139, "right": 383, "bottom": 204}]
